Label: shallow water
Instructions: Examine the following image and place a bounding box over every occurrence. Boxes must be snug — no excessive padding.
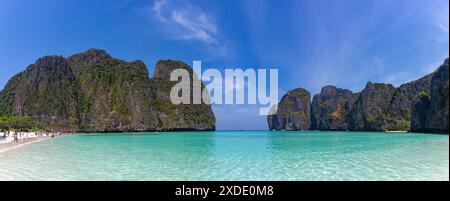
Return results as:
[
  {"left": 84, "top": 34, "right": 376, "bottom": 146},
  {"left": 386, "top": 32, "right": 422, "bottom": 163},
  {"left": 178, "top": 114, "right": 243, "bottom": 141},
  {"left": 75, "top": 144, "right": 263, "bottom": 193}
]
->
[{"left": 0, "top": 131, "right": 448, "bottom": 181}]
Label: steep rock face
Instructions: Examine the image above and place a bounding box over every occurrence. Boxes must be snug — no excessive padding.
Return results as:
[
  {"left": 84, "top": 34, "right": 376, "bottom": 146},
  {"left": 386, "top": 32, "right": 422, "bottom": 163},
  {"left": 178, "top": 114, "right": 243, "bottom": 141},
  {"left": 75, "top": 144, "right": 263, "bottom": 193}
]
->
[
  {"left": 411, "top": 58, "right": 449, "bottom": 133},
  {"left": 346, "top": 69, "right": 433, "bottom": 132},
  {"left": 411, "top": 92, "right": 431, "bottom": 131},
  {"left": 150, "top": 60, "right": 215, "bottom": 131},
  {"left": 311, "top": 86, "right": 357, "bottom": 130},
  {"left": 0, "top": 56, "right": 83, "bottom": 131},
  {"left": 428, "top": 58, "right": 449, "bottom": 132},
  {"left": 0, "top": 49, "right": 216, "bottom": 132},
  {"left": 398, "top": 73, "right": 432, "bottom": 103},
  {"left": 68, "top": 49, "right": 159, "bottom": 132},
  {"left": 267, "top": 58, "right": 445, "bottom": 132},
  {"left": 391, "top": 73, "right": 433, "bottom": 130},
  {"left": 268, "top": 88, "right": 311, "bottom": 130},
  {"left": 0, "top": 73, "right": 24, "bottom": 115},
  {"left": 347, "top": 82, "right": 410, "bottom": 131}
]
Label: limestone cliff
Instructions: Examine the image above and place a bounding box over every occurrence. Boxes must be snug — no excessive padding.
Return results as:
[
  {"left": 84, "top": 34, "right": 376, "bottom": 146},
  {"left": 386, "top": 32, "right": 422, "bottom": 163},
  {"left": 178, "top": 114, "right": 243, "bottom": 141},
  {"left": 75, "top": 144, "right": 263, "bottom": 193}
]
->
[
  {"left": 0, "top": 49, "right": 215, "bottom": 132},
  {"left": 311, "top": 86, "right": 357, "bottom": 130},
  {"left": 411, "top": 58, "right": 449, "bottom": 133},
  {"left": 267, "top": 88, "right": 311, "bottom": 131}
]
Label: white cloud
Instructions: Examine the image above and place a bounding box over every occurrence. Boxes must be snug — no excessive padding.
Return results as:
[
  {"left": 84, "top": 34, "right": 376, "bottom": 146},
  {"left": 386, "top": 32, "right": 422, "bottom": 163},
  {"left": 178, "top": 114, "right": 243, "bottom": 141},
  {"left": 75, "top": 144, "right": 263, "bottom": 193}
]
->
[
  {"left": 152, "top": 0, "right": 166, "bottom": 22},
  {"left": 171, "top": 10, "right": 217, "bottom": 44},
  {"left": 151, "top": 0, "right": 218, "bottom": 44}
]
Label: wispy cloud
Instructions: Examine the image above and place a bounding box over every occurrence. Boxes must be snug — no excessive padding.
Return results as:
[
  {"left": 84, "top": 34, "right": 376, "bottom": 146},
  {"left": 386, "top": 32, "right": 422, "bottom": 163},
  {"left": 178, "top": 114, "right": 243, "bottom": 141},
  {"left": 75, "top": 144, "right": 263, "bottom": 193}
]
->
[
  {"left": 293, "top": 7, "right": 402, "bottom": 93},
  {"left": 239, "top": 0, "right": 411, "bottom": 94},
  {"left": 152, "top": 0, "right": 166, "bottom": 22},
  {"left": 278, "top": 0, "right": 448, "bottom": 94},
  {"left": 151, "top": 0, "right": 218, "bottom": 44},
  {"left": 171, "top": 10, "right": 217, "bottom": 44}
]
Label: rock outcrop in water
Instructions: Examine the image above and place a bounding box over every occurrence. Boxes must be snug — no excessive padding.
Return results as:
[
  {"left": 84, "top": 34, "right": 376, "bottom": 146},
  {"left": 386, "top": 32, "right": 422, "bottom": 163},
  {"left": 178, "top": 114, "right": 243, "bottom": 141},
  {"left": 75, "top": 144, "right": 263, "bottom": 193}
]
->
[
  {"left": 0, "top": 49, "right": 215, "bottom": 132},
  {"left": 411, "top": 59, "right": 449, "bottom": 133},
  {"left": 267, "top": 88, "right": 311, "bottom": 130},
  {"left": 268, "top": 58, "right": 448, "bottom": 133},
  {"left": 311, "top": 86, "right": 358, "bottom": 130}
]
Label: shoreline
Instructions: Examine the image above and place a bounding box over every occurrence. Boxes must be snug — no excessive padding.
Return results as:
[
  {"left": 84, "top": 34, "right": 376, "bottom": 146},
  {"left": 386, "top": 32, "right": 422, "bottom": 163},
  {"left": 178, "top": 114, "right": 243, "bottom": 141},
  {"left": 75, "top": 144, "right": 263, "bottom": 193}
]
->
[{"left": 0, "top": 137, "right": 51, "bottom": 154}]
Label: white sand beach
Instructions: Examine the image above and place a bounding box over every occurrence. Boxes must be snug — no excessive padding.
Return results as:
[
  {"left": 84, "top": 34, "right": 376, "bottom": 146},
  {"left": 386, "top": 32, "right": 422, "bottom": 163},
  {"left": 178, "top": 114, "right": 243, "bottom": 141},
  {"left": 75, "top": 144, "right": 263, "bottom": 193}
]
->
[{"left": 0, "top": 131, "right": 62, "bottom": 154}]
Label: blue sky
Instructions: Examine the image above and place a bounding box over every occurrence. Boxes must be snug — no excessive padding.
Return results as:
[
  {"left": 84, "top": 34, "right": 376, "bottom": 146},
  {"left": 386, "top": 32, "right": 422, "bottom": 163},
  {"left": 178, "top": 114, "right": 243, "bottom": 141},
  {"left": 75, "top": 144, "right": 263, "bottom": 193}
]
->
[{"left": 0, "top": 0, "right": 448, "bottom": 130}]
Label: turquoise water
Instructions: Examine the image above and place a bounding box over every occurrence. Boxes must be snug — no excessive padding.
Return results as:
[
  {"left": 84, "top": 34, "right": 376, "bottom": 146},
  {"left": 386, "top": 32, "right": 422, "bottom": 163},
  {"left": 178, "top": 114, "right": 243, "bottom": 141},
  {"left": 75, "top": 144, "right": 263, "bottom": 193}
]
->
[{"left": 0, "top": 131, "right": 448, "bottom": 181}]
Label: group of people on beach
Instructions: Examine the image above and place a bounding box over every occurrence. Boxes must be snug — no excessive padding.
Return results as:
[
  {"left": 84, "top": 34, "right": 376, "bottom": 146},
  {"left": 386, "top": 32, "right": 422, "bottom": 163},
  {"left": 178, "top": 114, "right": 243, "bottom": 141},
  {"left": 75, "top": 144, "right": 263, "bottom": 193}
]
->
[
  {"left": 0, "top": 130, "right": 59, "bottom": 144},
  {"left": 1, "top": 130, "right": 23, "bottom": 143}
]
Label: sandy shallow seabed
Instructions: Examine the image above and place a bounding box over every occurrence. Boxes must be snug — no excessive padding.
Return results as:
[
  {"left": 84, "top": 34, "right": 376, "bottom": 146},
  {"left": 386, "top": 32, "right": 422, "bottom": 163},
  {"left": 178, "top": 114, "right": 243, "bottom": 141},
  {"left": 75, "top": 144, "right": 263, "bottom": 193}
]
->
[
  {"left": 1, "top": 131, "right": 448, "bottom": 181},
  {"left": 0, "top": 137, "right": 51, "bottom": 154}
]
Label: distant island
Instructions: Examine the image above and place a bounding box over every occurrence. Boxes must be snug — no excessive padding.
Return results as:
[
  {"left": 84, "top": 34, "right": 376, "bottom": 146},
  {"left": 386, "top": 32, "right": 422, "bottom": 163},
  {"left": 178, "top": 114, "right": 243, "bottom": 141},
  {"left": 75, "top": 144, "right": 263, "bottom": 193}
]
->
[
  {"left": 0, "top": 49, "right": 215, "bottom": 133},
  {"left": 268, "top": 58, "right": 449, "bottom": 134}
]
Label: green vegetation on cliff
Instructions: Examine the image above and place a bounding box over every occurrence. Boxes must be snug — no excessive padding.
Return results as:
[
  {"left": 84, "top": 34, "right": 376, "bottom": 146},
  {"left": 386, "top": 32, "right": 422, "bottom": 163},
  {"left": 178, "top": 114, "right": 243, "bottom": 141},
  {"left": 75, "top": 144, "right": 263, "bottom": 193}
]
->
[
  {"left": 0, "top": 49, "right": 215, "bottom": 132},
  {"left": 0, "top": 115, "right": 44, "bottom": 132},
  {"left": 269, "top": 58, "right": 448, "bottom": 133}
]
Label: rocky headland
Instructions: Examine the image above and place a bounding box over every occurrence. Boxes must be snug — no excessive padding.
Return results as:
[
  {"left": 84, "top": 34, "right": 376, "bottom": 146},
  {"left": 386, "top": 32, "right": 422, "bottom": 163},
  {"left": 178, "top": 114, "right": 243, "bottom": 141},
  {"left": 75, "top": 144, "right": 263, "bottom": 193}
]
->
[
  {"left": 0, "top": 49, "right": 215, "bottom": 132},
  {"left": 268, "top": 58, "right": 449, "bottom": 134},
  {"left": 267, "top": 88, "right": 311, "bottom": 131}
]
